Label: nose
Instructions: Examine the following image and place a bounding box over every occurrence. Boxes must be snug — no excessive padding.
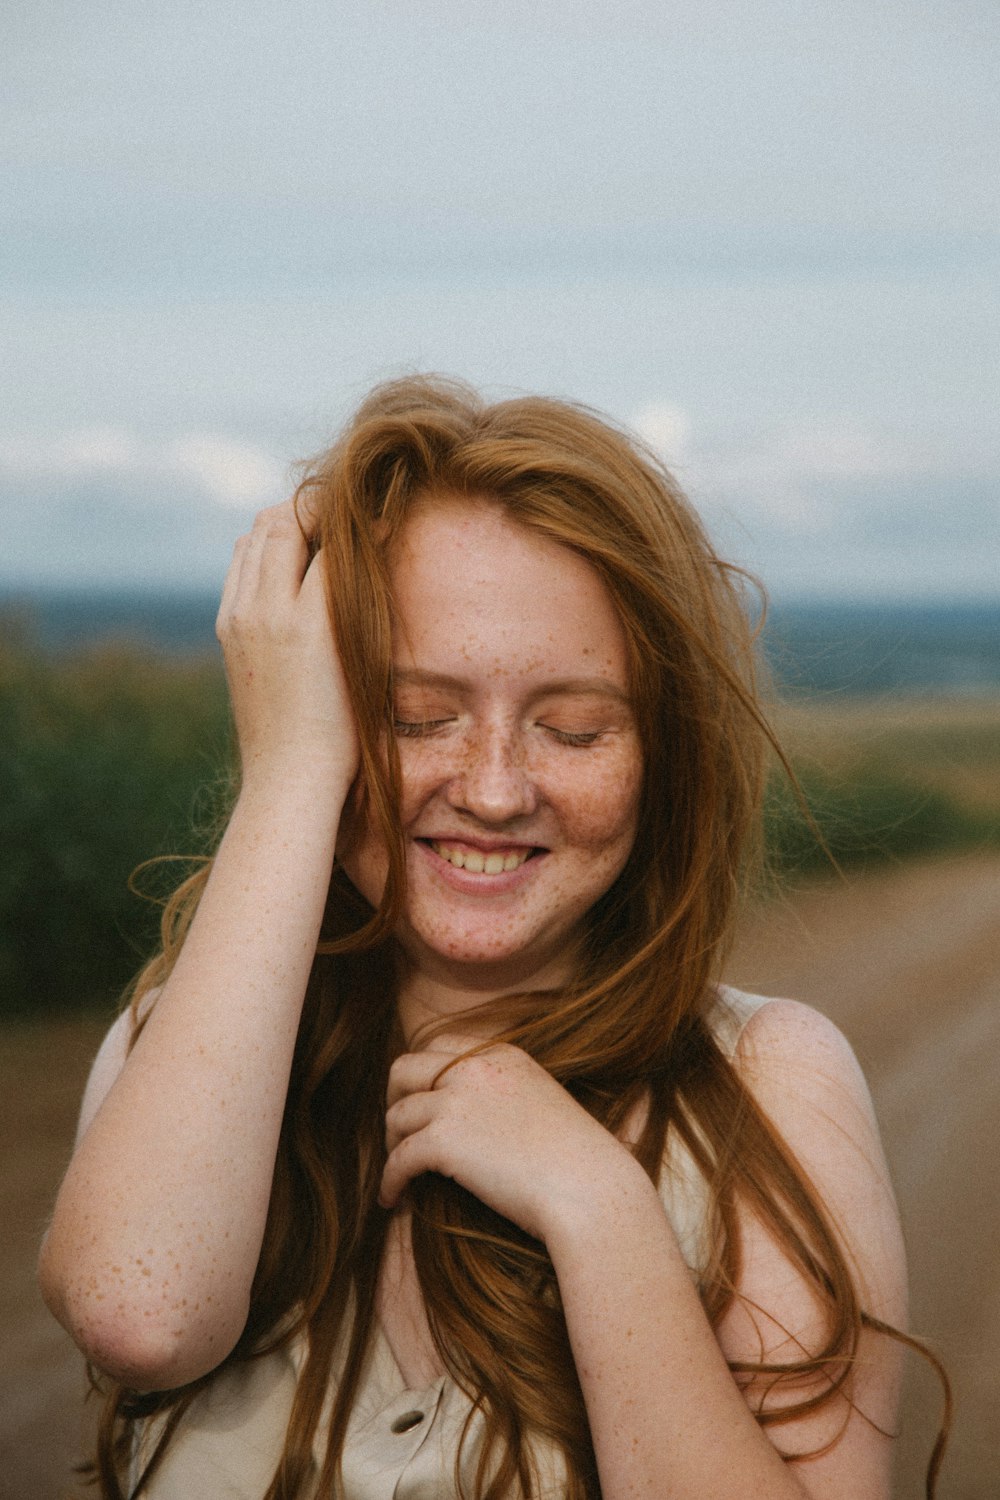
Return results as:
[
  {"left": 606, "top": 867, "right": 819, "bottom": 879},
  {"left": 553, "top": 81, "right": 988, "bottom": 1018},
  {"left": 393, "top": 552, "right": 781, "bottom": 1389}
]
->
[{"left": 446, "top": 724, "right": 538, "bottom": 824}]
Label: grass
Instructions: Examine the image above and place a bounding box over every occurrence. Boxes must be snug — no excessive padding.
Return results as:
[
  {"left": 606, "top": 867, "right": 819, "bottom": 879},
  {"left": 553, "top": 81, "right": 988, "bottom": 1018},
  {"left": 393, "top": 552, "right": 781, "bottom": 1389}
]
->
[
  {"left": 766, "top": 696, "right": 1000, "bottom": 874},
  {"left": 3, "top": 613, "right": 999, "bottom": 1016}
]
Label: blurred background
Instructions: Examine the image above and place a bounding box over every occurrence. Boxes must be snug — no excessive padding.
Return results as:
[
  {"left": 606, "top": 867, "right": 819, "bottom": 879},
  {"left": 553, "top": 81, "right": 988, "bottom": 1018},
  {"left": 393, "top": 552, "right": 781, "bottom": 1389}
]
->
[{"left": 2, "top": 2, "right": 997, "bottom": 1495}]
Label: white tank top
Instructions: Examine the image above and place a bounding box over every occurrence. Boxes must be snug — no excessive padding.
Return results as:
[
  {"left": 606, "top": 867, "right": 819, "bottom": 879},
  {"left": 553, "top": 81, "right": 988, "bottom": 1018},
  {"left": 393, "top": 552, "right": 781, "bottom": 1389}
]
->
[{"left": 131, "top": 987, "right": 774, "bottom": 1499}]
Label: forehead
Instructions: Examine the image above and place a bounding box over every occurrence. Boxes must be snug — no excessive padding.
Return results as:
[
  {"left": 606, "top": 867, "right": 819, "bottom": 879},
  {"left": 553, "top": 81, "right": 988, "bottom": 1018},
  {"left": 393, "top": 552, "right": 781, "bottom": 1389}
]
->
[{"left": 388, "top": 495, "right": 630, "bottom": 685}]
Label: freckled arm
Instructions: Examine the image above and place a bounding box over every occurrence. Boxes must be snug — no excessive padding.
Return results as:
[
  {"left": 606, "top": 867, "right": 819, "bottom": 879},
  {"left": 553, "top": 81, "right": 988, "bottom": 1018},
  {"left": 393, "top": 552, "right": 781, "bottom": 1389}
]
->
[
  {"left": 39, "top": 502, "right": 358, "bottom": 1391},
  {"left": 38, "top": 772, "right": 344, "bottom": 1390}
]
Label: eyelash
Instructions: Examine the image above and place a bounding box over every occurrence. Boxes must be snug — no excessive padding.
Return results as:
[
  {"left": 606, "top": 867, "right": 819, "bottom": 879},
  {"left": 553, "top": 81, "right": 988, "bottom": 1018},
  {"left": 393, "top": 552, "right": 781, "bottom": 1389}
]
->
[
  {"left": 392, "top": 719, "right": 453, "bottom": 737},
  {"left": 546, "top": 728, "right": 601, "bottom": 747},
  {"left": 392, "top": 720, "right": 602, "bottom": 747}
]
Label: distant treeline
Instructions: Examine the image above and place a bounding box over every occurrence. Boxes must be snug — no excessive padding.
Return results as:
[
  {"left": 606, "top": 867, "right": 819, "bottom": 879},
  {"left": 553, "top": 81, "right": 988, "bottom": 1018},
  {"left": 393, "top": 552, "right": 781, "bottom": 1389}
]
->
[
  {"left": 2, "top": 613, "right": 999, "bottom": 1017},
  {"left": 3, "top": 587, "right": 1000, "bottom": 695}
]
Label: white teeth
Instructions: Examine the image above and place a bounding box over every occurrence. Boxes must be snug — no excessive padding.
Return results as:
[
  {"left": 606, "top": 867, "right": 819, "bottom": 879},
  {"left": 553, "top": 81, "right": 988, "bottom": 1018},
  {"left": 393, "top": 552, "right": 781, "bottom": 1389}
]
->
[{"left": 431, "top": 842, "right": 531, "bottom": 873}]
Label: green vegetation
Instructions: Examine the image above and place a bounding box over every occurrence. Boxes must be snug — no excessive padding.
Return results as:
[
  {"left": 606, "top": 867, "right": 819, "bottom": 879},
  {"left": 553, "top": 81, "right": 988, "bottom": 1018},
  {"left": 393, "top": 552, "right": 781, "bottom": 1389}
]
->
[
  {"left": 1, "top": 624, "right": 232, "bottom": 1017},
  {"left": 2, "top": 622, "right": 999, "bottom": 1017},
  {"left": 766, "top": 698, "right": 1000, "bottom": 875}
]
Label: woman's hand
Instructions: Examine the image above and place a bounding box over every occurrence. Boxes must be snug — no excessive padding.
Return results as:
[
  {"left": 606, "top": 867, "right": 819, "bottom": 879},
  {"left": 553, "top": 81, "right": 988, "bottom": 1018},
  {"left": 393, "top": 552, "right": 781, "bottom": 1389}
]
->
[
  {"left": 217, "top": 497, "right": 359, "bottom": 800},
  {"left": 380, "top": 1036, "right": 643, "bottom": 1243},
  {"left": 40, "top": 496, "right": 355, "bottom": 1390}
]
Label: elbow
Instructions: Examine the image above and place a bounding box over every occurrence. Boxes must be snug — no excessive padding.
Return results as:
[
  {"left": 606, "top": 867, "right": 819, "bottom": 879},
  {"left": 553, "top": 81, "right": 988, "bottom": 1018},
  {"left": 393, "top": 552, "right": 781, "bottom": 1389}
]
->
[
  {"left": 37, "top": 1235, "right": 245, "bottom": 1390},
  {"left": 79, "top": 1322, "right": 237, "bottom": 1393}
]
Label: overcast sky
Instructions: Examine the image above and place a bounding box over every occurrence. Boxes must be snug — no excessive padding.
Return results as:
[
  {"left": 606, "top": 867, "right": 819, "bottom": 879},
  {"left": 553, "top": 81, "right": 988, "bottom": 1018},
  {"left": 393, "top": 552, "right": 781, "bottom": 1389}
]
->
[{"left": 2, "top": 0, "right": 997, "bottom": 599}]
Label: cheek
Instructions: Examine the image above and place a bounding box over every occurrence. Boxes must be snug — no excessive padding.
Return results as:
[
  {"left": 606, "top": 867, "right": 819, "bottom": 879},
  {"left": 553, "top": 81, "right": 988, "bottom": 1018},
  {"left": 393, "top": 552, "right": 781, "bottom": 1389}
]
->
[
  {"left": 561, "top": 750, "right": 643, "bottom": 852},
  {"left": 395, "top": 742, "right": 449, "bottom": 816},
  {"left": 335, "top": 787, "right": 390, "bottom": 903}
]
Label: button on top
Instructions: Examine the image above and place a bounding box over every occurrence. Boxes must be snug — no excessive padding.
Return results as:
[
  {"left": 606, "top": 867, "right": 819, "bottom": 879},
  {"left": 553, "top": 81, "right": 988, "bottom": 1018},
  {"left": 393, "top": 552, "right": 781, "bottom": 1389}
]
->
[{"left": 391, "top": 1409, "right": 425, "bottom": 1434}]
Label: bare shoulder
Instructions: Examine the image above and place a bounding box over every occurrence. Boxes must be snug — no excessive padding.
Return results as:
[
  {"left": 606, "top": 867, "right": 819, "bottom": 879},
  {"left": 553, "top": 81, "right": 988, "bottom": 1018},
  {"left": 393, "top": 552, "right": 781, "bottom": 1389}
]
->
[
  {"left": 716, "top": 997, "right": 908, "bottom": 1493},
  {"left": 75, "top": 991, "right": 159, "bottom": 1147},
  {"left": 729, "top": 996, "right": 899, "bottom": 1298},
  {"left": 734, "top": 997, "right": 878, "bottom": 1128}
]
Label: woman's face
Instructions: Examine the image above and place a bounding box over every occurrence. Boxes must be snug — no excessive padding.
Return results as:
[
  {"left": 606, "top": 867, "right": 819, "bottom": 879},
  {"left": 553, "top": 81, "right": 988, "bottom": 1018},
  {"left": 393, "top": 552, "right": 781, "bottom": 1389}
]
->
[{"left": 338, "top": 494, "right": 644, "bottom": 994}]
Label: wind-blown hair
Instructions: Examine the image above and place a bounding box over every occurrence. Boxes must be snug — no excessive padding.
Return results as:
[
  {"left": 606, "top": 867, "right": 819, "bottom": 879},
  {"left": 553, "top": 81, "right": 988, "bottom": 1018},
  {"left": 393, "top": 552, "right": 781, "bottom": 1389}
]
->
[{"left": 92, "top": 376, "right": 942, "bottom": 1498}]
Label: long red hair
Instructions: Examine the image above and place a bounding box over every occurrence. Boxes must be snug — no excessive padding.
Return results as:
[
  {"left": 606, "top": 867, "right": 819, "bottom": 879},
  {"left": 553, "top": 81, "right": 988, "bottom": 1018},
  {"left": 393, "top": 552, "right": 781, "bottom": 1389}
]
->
[{"left": 93, "top": 376, "right": 946, "bottom": 1498}]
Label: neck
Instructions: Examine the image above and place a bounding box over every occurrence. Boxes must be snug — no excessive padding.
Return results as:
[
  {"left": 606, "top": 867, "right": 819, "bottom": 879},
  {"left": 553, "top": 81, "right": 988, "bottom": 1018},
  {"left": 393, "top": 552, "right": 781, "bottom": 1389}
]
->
[{"left": 394, "top": 948, "right": 572, "bottom": 1049}]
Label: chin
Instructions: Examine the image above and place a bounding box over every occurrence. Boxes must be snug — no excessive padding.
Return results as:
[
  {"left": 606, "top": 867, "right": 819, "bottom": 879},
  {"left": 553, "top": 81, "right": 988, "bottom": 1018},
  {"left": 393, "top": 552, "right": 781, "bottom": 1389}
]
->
[{"left": 397, "top": 917, "right": 575, "bottom": 992}]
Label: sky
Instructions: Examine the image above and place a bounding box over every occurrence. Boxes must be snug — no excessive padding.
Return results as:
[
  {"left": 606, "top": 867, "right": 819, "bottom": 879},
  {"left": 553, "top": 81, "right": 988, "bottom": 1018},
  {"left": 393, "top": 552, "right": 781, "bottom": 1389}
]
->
[{"left": 2, "top": 0, "right": 997, "bottom": 600}]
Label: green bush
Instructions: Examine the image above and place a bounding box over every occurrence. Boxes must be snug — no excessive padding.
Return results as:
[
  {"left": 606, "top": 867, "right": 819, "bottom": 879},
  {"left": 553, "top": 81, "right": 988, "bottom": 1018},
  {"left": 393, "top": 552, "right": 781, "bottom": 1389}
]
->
[
  {"left": 0, "top": 626, "right": 232, "bottom": 1016},
  {"left": 764, "top": 761, "right": 1000, "bottom": 876},
  {"left": 3, "top": 617, "right": 998, "bottom": 1018}
]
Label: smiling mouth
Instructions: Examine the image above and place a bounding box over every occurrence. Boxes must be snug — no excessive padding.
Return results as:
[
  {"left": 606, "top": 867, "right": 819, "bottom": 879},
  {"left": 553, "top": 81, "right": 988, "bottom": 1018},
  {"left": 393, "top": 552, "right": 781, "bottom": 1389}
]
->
[{"left": 425, "top": 840, "right": 538, "bottom": 874}]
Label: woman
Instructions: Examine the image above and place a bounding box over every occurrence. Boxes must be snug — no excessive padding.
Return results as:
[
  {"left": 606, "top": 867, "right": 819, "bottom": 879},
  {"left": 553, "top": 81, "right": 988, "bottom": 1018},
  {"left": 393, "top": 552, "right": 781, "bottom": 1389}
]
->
[{"left": 41, "top": 376, "right": 924, "bottom": 1498}]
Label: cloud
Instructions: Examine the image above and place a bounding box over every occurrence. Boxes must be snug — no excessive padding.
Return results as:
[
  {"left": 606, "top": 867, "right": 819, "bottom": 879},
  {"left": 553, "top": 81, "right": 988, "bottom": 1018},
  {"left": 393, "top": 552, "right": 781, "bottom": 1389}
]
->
[
  {"left": 630, "top": 402, "right": 692, "bottom": 465},
  {"left": 0, "top": 428, "right": 286, "bottom": 511},
  {"left": 652, "top": 415, "right": 996, "bottom": 534},
  {"left": 166, "top": 435, "right": 286, "bottom": 509},
  {"left": 618, "top": 402, "right": 999, "bottom": 596}
]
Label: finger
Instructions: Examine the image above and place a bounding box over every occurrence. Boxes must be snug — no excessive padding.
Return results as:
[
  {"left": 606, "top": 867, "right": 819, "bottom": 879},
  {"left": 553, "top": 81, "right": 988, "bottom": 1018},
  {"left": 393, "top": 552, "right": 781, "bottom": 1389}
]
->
[
  {"left": 385, "top": 1090, "right": 438, "bottom": 1155},
  {"left": 256, "top": 519, "right": 310, "bottom": 601},
  {"left": 216, "top": 533, "right": 251, "bottom": 636},
  {"left": 292, "top": 487, "right": 322, "bottom": 541},
  {"left": 379, "top": 1128, "right": 447, "bottom": 1210},
  {"left": 233, "top": 502, "right": 308, "bottom": 604},
  {"left": 298, "top": 548, "right": 329, "bottom": 609},
  {"left": 386, "top": 1037, "right": 499, "bottom": 1108},
  {"left": 229, "top": 507, "right": 274, "bottom": 601},
  {"left": 386, "top": 1051, "right": 450, "bottom": 1110}
]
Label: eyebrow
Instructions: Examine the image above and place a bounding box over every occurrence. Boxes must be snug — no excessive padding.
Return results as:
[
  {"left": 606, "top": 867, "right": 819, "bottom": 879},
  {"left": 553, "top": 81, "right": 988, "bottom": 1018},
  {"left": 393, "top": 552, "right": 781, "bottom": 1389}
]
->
[{"left": 392, "top": 667, "right": 631, "bottom": 703}]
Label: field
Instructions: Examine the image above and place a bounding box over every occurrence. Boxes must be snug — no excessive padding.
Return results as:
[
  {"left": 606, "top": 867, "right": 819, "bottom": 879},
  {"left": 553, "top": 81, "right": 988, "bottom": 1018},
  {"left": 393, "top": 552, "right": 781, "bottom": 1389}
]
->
[
  {"left": 777, "top": 695, "right": 1000, "bottom": 825},
  {"left": 2, "top": 668, "right": 999, "bottom": 1497}
]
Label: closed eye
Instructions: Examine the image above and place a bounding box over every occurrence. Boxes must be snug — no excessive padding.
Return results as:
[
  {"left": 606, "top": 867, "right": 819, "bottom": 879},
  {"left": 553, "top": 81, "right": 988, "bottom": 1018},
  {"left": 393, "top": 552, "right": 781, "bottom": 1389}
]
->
[
  {"left": 393, "top": 718, "right": 455, "bottom": 738},
  {"left": 542, "top": 726, "right": 603, "bottom": 747}
]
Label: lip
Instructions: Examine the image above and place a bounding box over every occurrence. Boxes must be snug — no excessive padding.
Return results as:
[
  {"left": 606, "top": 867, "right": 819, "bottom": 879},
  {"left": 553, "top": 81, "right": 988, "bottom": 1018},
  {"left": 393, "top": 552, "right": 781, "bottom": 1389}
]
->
[
  {"left": 413, "top": 836, "right": 547, "bottom": 893},
  {"left": 416, "top": 835, "right": 542, "bottom": 854}
]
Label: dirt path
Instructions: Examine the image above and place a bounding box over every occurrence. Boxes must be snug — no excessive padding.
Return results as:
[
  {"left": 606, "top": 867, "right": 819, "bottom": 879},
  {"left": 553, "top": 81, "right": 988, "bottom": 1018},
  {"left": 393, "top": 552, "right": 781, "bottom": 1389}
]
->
[
  {"left": 3, "top": 854, "right": 998, "bottom": 1497},
  {"left": 728, "top": 853, "right": 1000, "bottom": 1500},
  {"left": 0, "top": 1016, "right": 106, "bottom": 1500}
]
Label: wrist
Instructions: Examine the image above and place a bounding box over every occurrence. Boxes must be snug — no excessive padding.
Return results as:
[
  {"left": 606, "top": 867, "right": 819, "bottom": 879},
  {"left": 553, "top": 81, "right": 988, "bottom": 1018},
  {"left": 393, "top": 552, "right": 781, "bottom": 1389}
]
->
[
  {"left": 237, "top": 751, "right": 355, "bottom": 815},
  {"left": 537, "top": 1141, "right": 658, "bottom": 1253}
]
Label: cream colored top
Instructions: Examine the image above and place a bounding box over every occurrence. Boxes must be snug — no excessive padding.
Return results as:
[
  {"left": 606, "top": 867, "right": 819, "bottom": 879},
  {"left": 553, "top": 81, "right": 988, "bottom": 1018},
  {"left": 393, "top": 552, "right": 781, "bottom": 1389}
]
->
[{"left": 131, "top": 987, "right": 772, "bottom": 1499}]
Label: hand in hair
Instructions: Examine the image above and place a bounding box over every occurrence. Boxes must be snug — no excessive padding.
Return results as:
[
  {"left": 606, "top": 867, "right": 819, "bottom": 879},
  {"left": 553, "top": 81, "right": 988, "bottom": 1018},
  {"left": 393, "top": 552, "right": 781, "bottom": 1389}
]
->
[
  {"left": 381, "top": 1036, "right": 645, "bottom": 1244},
  {"left": 39, "top": 500, "right": 356, "bottom": 1391},
  {"left": 216, "top": 497, "right": 359, "bottom": 800}
]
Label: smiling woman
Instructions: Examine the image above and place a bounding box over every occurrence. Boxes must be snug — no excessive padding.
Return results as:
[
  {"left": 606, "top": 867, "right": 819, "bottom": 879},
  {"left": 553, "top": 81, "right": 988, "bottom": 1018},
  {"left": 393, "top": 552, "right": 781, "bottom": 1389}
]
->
[
  {"left": 38, "top": 375, "right": 942, "bottom": 1500},
  {"left": 339, "top": 497, "right": 643, "bottom": 1010}
]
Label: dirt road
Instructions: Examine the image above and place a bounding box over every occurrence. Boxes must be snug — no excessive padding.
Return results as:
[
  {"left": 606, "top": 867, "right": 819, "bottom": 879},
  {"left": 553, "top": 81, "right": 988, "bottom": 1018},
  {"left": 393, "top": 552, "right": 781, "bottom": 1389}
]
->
[
  {"left": 3, "top": 853, "right": 998, "bottom": 1497},
  {"left": 728, "top": 853, "right": 1000, "bottom": 1499}
]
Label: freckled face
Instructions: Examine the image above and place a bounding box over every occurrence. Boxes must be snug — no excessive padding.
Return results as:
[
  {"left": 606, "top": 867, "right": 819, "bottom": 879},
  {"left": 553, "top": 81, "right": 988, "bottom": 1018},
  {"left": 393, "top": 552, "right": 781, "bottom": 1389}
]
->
[{"left": 338, "top": 495, "right": 644, "bottom": 992}]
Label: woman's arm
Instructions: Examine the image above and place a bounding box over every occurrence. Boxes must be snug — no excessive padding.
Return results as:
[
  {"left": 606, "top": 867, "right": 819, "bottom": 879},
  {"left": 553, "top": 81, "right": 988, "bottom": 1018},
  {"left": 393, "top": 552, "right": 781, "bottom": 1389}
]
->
[
  {"left": 380, "top": 1001, "right": 906, "bottom": 1499},
  {"left": 543, "top": 1000, "right": 906, "bottom": 1500},
  {"left": 38, "top": 501, "right": 358, "bottom": 1392}
]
